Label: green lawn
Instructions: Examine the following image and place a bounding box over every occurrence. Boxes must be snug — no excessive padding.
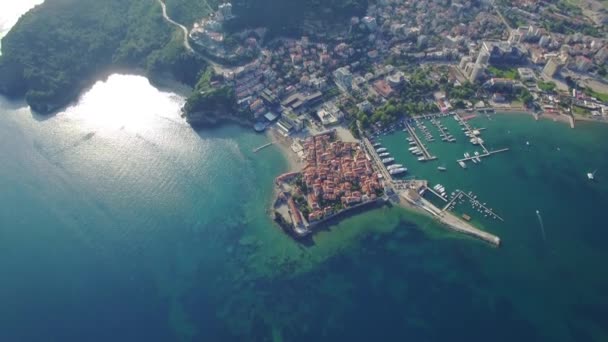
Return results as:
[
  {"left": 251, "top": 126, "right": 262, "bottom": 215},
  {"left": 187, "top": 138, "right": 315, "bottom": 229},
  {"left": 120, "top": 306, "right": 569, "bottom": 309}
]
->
[
  {"left": 487, "top": 66, "right": 519, "bottom": 80},
  {"left": 573, "top": 106, "right": 591, "bottom": 116},
  {"left": 585, "top": 89, "right": 608, "bottom": 103}
]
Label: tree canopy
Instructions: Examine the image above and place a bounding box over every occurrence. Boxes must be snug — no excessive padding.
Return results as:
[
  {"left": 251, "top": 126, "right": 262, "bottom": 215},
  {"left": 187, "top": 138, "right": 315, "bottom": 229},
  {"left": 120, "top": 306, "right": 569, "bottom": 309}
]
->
[{"left": 0, "top": 0, "right": 205, "bottom": 113}]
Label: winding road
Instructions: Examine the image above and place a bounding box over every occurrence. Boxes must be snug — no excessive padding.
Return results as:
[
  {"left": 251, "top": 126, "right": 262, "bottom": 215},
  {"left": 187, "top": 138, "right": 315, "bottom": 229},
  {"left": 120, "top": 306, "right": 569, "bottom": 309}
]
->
[
  {"left": 158, "top": 0, "right": 194, "bottom": 53},
  {"left": 157, "top": 0, "right": 228, "bottom": 74},
  {"left": 156, "top": 0, "right": 263, "bottom": 75}
]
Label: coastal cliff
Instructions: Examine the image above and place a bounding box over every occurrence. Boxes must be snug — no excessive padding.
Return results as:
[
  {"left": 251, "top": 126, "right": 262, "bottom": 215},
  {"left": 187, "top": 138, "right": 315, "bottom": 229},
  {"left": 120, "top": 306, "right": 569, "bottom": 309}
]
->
[{"left": 181, "top": 68, "right": 250, "bottom": 127}]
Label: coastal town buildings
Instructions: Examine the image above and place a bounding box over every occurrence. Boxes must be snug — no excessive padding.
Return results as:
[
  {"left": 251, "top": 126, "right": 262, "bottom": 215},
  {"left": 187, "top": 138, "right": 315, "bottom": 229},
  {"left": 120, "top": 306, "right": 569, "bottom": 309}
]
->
[
  {"left": 275, "top": 131, "right": 383, "bottom": 234},
  {"left": 190, "top": 0, "right": 607, "bottom": 137}
]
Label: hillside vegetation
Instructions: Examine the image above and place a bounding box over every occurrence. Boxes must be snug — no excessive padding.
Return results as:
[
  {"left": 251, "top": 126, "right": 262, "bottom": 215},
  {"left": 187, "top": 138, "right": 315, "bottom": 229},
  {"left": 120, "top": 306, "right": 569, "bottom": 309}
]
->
[
  {"left": 0, "top": 0, "right": 205, "bottom": 113},
  {"left": 166, "top": 0, "right": 369, "bottom": 35}
]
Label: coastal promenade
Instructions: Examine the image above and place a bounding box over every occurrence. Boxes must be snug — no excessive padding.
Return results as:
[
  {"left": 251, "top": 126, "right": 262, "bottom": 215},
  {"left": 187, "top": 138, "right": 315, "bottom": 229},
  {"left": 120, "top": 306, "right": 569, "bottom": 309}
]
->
[{"left": 362, "top": 137, "right": 393, "bottom": 182}]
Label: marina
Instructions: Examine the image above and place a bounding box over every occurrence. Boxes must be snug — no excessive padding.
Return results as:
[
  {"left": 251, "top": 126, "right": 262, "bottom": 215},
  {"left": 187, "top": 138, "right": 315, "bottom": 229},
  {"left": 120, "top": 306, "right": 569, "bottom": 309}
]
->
[
  {"left": 442, "top": 190, "right": 504, "bottom": 222},
  {"left": 454, "top": 114, "right": 509, "bottom": 166},
  {"left": 405, "top": 123, "right": 437, "bottom": 162},
  {"left": 398, "top": 180, "right": 501, "bottom": 246},
  {"left": 368, "top": 113, "right": 518, "bottom": 246},
  {"left": 430, "top": 117, "right": 456, "bottom": 143},
  {"left": 415, "top": 118, "right": 436, "bottom": 142}
]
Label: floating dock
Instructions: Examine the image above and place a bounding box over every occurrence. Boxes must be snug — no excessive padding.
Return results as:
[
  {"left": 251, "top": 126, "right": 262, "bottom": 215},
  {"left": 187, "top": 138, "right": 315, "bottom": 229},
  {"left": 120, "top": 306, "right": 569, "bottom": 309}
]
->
[
  {"left": 456, "top": 148, "right": 510, "bottom": 163},
  {"left": 456, "top": 191, "right": 504, "bottom": 222}
]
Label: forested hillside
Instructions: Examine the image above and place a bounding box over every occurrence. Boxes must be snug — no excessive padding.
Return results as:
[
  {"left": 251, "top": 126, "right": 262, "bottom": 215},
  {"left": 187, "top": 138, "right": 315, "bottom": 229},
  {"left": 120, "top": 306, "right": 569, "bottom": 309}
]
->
[
  {"left": 166, "top": 0, "right": 369, "bottom": 34},
  {"left": 0, "top": 0, "right": 205, "bottom": 113}
]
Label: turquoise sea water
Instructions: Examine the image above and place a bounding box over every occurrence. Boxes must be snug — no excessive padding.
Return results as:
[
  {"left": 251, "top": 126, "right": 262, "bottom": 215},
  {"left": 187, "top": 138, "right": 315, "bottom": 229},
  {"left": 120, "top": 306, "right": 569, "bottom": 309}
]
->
[
  {"left": 3, "top": 4, "right": 608, "bottom": 341},
  {"left": 2, "top": 76, "right": 608, "bottom": 342}
]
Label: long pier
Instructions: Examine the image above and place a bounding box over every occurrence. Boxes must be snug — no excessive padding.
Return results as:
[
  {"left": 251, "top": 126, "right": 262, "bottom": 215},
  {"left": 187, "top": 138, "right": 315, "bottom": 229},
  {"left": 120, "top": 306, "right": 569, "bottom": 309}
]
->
[
  {"left": 405, "top": 124, "right": 436, "bottom": 161},
  {"left": 456, "top": 148, "right": 510, "bottom": 163},
  {"left": 458, "top": 191, "right": 504, "bottom": 222},
  {"left": 442, "top": 190, "right": 504, "bottom": 221},
  {"left": 442, "top": 191, "right": 461, "bottom": 211},
  {"left": 455, "top": 114, "right": 511, "bottom": 165},
  {"left": 253, "top": 142, "right": 274, "bottom": 153}
]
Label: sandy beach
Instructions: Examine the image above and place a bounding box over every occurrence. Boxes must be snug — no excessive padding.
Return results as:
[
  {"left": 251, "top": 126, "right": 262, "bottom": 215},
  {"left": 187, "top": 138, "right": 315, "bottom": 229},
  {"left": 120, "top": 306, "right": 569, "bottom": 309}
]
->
[
  {"left": 490, "top": 108, "right": 575, "bottom": 126},
  {"left": 266, "top": 128, "right": 304, "bottom": 172}
]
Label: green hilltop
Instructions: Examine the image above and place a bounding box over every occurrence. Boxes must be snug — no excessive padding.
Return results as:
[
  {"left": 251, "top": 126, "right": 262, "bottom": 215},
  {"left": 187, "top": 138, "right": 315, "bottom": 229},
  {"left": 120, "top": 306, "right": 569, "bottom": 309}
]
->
[{"left": 0, "top": 0, "right": 210, "bottom": 113}]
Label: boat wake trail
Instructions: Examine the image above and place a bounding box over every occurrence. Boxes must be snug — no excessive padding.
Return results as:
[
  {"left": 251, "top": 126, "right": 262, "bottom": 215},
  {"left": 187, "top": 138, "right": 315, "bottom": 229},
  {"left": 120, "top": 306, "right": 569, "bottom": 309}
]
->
[{"left": 536, "top": 210, "right": 546, "bottom": 241}]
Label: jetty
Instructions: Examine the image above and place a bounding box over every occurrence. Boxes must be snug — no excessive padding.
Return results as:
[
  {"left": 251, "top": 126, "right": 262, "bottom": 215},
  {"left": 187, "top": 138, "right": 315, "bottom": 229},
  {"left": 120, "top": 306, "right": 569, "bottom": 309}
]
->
[
  {"left": 253, "top": 142, "right": 274, "bottom": 153},
  {"left": 443, "top": 190, "right": 504, "bottom": 222},
  {"left": 457, "top": 148, "right": 510, "bottom": 163},
  {"left": 405, "top": 123, "right": 437, "bottom": 161},
  {"left": 426, "top": 186, "right": 448, "bottom": 202},
  {"left": 399, "top": 182, "right": 501, "bottom": 246},
  {"left": 454, "top": 114, "right": 509, "bottom": 166}
]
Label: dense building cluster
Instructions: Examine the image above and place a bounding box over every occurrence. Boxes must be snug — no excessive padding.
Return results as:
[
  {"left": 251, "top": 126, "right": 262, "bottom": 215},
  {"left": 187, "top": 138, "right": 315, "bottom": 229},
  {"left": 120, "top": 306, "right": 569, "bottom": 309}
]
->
[
  {"left": 192, "top": 0, "right": 608, "bottom": 132},
  {"left": 299, "top": 132, "right": 382, "bottom": 222}
]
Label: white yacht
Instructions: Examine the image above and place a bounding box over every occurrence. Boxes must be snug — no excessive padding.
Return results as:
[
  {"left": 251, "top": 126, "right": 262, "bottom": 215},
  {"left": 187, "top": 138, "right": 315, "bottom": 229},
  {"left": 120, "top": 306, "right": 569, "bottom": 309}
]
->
[{"left": 389, "top": 167, "right": 408, "bottom": 175}]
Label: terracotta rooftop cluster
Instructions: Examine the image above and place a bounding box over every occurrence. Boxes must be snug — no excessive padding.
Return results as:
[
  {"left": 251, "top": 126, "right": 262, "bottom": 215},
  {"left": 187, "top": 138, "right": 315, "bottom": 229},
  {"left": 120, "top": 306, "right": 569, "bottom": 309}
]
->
[{"left": 300, "top": 132, "right": 382, "bottom": 222}]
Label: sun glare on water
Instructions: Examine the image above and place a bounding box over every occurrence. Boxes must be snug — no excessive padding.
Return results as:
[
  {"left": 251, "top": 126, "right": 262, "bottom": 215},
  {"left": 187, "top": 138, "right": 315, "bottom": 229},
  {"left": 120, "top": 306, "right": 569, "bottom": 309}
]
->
[{"left": 59, "top": 75, "right": 185, "bottom": 134}]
